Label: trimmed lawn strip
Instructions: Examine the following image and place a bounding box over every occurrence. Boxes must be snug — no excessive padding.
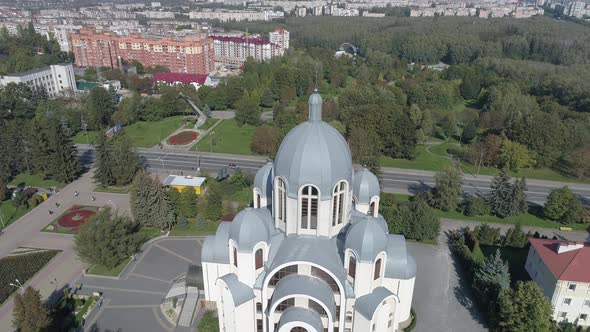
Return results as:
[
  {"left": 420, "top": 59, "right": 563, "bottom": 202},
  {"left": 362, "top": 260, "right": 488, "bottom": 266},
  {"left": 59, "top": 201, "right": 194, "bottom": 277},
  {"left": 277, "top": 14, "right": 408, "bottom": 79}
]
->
[
  {"left": 194, "top": 119, "right": 256, "bottom": 155},
  {"left": 125, "top": 116, "right": 189, "bottom": 147},
  {"left": 9, "top": 173, "right": 64, "bottom": 189},
  {"left": 73, "top": 131, "right": 100, "bottom": 145},
  {"left": 94, "top": 185, "right": 131, "bottom": 194},
  {"left": 0, "top": 249, "right": 61, "bottom": 304},
  {"left": 199, "top": 118, "right": 221, "bottom": 130},
  {"left": 87, "top": 257, "right": 131, "bottom": 277},
  {"left": 170, "top": 221, "right": 219, "bottom": 236},
  {"left": 380, "top": 145, "right": 452, "bottom": 171},
  {"left": 0, "top": 201, "right": 31, "bottom": 230}
]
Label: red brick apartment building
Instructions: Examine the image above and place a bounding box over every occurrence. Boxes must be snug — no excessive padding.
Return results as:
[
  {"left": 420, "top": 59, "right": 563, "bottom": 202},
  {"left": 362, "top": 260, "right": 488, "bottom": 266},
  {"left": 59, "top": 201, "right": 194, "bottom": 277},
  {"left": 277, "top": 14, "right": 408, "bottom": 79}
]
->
[{"left": 71, "top": 28, "right": 214, "bottom": 74}]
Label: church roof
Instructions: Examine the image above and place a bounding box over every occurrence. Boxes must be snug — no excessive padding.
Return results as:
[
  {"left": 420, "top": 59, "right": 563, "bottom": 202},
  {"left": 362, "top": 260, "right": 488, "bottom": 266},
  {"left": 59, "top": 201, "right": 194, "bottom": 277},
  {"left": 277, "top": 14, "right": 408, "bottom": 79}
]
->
[
  {"left": 354, "top": 287, "right": 395, "bottom": 320},
  {"left": 279, "top": 307, "right": 323, "bottom": 332},
  {"left": 345, "top": 215, "right": 388, "bottom": 262},
  {"left": 254, "top": 161, "right": 273, "bottom": 198},
  {"left": 229, "top": 208, "right": 275, "bottom": 252},
  {"left": 201, "top": 222, "right": 231, "bottom": 264},
  {"left": 218, "top": 273, "right": 255, "bottom": 307},
  {"left": 274, "top": 92, "right": 353, "bottom": 200},
  {"left": 385, "top": 234, "right": 417, "bottom": 279},
  {"left": 353, "top": 168, "right": 380, "bottom": 204},
  {"left": 270, "top": 274, "right": 336, "bottom": 319}
]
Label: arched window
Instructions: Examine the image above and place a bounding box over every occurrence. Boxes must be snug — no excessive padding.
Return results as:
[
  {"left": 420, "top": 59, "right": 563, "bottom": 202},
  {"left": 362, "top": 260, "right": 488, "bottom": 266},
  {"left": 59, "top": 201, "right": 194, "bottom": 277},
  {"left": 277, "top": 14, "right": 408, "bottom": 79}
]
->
[
  {"left": 332, "top": 181, "right": 346, "bottom": 226},
  {"left": 255, "top": 248, "right": 263, "bottom": 270},
  {"left": 233, "top": 246, "right": 238, "bottom": 267},
  {"left": 300, "top": 186, "right": 318, "bottom": 230},
  {"left": 374, "top": 258, "right": 382, "bottom": 280},
  {"left": 253, "top": 190, "right": 261, "bottom": 208},
  {"left": 348, "top": 255, "right": 356, "bottom": 279},
  {"left": 369, "top": 201, "right": 376, "bottom": 217},
  {"left": 290, "top": 327, "right": 308, "bottom": 332},
  {"left": 276, "top": 178, "right": 286, "bottom": 224}
]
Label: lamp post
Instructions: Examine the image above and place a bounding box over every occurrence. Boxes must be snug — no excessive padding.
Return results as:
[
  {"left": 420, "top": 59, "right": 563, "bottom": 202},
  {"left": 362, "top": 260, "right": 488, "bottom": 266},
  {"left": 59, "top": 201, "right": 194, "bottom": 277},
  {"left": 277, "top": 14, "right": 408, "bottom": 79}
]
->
[{"left": 9, "top": 279, "right": 24, "bottom": 291}]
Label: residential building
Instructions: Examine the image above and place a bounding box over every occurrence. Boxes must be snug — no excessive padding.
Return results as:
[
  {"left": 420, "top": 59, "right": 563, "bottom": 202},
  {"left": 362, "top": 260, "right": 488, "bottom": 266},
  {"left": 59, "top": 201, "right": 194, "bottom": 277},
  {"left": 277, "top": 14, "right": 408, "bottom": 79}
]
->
[
  {"left": 188, "top": 10, "right": 283, "bottom": 22},
  {"left": 269, "top": 28, "right": 289, "bottom": 51},
  {"left": 153, "top": 71, "right": 213, "bottom": 91},
  {"left": 0, "top": 63, "right": 76, "bottom": 98},
  {"left": 34, "top": 24, "right": 83, "bottom": 52},
  {"left": 211, "top": 33, "right": 284, "bottom": 68},
  {"left": 71, "top": 28, "right": 214, "bottom": 74},
  {"left": 201, "top": 91, "right": 416, "bottom": 332},
  {"left": 525, "top": 238, "right": 590, "bottom": 327}
]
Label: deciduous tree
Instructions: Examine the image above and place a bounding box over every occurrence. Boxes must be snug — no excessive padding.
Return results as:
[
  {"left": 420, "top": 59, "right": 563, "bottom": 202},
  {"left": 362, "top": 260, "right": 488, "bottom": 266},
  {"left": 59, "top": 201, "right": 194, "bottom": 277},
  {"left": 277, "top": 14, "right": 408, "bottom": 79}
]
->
[
  {"left": 497, "top": 281, "right": 553, "bottom": 332},
  {"left": 250, "top": 124, "right": 281, "bottom": 155},
  {"left": 501, "top": 140, "right": 535, "bottom": 171},
  {"left": 544, "top": 186, "right": 583, "bottom": 224},
  {"left": 431, "top": 166, "right": 463, "bottom": 211},
  {"left": 12, "top": 287, "right": 50, "bottom": 332}
]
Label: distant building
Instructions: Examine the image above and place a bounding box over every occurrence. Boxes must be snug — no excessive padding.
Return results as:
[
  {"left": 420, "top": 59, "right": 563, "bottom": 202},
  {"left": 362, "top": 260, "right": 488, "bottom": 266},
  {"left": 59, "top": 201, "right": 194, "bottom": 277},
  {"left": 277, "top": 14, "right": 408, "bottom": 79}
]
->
[
  {"left": 71, "top": 28, "right": 214, "bottom": 75},
  {"left": 188, "top": 10, "right": 283, "bottom": 22},
  {"left": 153, "top": 72, "right": 213, "bottom": 90},
  {"left": 296, "top": 7, "right": 307, "bottom": 17},
  {"left": 0, "top": 64, "right": 76, "bottom": 98},
  {"left": 269, "top": 28, "right": 289, "bottom": 51},
  {"left": 163, "top": 175, "right": 206, "bottom": 195},
  {"left": 525, "top": 238, "right": 590, "bottom": 327},
  {"left": 211, "top": 32, "right": 286, "bottom": 68}
]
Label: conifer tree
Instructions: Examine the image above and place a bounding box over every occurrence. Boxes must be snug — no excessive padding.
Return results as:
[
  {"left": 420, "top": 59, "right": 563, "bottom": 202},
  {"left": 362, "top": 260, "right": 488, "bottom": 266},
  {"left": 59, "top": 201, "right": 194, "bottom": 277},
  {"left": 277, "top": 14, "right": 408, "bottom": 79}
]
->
[
  {"left": 511, "top": 177, "right": 528, "bottom": 215},
  {"left": 130, "top": 171, "right": 153, "bottom": 225},
  {"left": 12, "top": 287, "right": 50, "bottom": 332},
  {"left": 28, "top": 117, "right": 51, "bottom": 175},
  {"left": 111, "top": 134, "right": 142, "bottom": 185},
  {"left": 0, "top": 177, "right": 7, "bottom": 201},
  {"left": 93, "top": 133, "right": 115, "bottom": 186},
  {"left": 473, "top": 249, "right": 511, "bottom": 305},
  {"left": 487, "top": 168, "right": 514, "bottom": 218},
  {"left": 130, "top": 172, "right": 176, "bottom": 230},
  {"left": 179, "top": 186, "right": 197, "bottom": 218},
  {"left": 149, "top": 180, "right": 176, "bottom": 230},
  {"left": 203, "top": 184, "right": 223, "bottom": 221},
  {"left": 497, "top": 281, "right": 553, "bottom": 332},
  {"left": 46, "top": 117, "right": 81, "bottom": 183}
]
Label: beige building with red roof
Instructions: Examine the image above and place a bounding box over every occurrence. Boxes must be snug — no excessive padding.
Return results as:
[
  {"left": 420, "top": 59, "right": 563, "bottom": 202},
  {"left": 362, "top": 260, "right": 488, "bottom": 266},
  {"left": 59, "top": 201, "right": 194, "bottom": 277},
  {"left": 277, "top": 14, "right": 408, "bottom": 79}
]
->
[{"left": 526, "top": 238, "right": 590, "bottom": 327}]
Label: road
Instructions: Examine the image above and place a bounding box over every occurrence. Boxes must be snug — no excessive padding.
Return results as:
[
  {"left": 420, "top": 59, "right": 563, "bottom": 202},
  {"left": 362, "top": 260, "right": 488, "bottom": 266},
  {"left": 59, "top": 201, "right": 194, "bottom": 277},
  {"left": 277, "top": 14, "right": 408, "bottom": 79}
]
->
[{"left": 78, "top": 145, "right": 590, "bottom": 205}]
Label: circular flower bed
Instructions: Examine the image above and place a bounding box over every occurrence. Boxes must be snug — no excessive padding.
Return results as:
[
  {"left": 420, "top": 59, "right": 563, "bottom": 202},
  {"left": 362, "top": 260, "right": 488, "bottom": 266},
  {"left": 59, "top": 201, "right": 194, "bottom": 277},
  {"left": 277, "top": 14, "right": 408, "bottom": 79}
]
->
[
  {"left": 57, "top": 206, "right": 96, "bottom": 230},
  {"left": 168, "top": 131, "right": 197, "bottom": 145}
]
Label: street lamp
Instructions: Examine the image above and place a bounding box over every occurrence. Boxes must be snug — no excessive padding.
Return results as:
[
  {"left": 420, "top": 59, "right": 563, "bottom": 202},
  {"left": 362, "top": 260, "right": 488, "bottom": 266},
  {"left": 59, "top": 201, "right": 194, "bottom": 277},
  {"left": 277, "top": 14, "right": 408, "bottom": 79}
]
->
[{"left": 9, "top": 279, "right": 24, "bottom": 290}]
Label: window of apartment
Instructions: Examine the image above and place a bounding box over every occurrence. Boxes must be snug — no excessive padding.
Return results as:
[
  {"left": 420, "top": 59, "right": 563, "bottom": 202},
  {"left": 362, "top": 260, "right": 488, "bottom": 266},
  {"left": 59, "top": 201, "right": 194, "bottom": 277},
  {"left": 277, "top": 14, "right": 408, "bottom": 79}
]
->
[
  {"left": 564, "top": 298, "right": 572, "bottom": 306},
  {"left": 568, "top": 283, "right": 577, "bottom": 291},
  {"left": 580, "top": 314, "right": 588, "bottom": 322},
  {"left": 255, "top": 248, "right": 263, "bottom": 270},
  {"left": 256, "top": 302, "right": 262, "bottom": 312},
  {"left": 256, "top": 319, "right": 263, "bottom": 332},
  {"left": 559, "top": 312, "right": 567, "bottom": 319}
]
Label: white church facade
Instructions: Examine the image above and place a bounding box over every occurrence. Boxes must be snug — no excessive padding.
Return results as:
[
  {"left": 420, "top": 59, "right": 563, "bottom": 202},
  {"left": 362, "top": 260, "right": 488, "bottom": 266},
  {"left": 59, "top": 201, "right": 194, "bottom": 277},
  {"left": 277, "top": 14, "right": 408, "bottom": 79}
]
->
[{"left": 201, "top": 91, "right": 416, "bottom": 332}]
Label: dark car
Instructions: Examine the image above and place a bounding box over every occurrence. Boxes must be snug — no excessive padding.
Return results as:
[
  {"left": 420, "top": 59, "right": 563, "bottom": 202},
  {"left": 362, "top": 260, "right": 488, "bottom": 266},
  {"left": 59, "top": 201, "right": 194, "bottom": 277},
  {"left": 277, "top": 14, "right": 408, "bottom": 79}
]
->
[{"left": 229, "top": 163, "right": 239, "bottom": 169}]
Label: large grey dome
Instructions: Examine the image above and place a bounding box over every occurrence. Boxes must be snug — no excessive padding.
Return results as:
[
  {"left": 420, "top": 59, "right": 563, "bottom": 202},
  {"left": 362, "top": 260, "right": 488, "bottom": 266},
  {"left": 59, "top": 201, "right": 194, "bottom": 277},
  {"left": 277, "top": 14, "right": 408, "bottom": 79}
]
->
[
  {"left": 353, "top": 168, "right": 380, "bottom": 204},
  {"left": 345, "top": 215, "right": 388, "bottom": 262},
  {"left": 229, "top": 208, "right": 274, "bottom": 251},
  {"left": 274, "top": 92, "right": 353, "bottom": 200},
  {"left": 254, "top": 161, "right": 273, "bottom": 198}
]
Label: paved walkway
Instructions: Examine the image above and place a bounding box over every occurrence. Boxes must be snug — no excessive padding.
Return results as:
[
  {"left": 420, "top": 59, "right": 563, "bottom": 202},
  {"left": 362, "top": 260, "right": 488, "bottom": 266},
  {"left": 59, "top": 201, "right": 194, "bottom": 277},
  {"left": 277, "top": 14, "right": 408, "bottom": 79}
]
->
[{"left": 0, "top": 170, "right": 131, "bottom": 332}]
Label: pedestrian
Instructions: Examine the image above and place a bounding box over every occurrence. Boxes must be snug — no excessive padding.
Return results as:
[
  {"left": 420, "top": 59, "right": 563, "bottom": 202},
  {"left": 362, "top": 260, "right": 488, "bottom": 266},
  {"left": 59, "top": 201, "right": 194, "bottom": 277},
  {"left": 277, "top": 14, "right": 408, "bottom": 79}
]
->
[
  {"left": 49, "top": 210, "right": 53, "bottom": 215},
  {"left": 181, "top": 171, "right": 184, "bottom": 176},
  {"left": 91, "top": 196, "right": 96, "bottom": 201},
  {"left": 74, "top": 191, "right": 79, "bottom": 196},
  {"left": 55, "top": 202, "right": 60, "bottom": 208}
]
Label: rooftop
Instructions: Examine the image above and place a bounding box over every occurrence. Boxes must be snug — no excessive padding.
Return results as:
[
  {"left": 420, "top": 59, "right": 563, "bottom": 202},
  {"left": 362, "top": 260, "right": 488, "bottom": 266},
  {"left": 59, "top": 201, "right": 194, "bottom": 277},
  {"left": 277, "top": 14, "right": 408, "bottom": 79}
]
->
[
  {"left": 529, "top": 238, "right": 590, "bottom": 283},
  {"left": 153, "top": 72, "right": 209, "bottom": 85},
  {"left": 162, "top": 175, "right": 206, "bottom": 187}
]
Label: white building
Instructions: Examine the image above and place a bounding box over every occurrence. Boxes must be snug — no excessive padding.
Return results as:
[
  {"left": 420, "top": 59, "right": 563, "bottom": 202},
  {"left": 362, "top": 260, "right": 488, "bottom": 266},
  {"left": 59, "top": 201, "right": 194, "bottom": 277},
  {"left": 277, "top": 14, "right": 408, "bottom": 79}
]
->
[
  {"left": 0, "top": 64, "right": 76, "bottom": 98},
  {"left": 211, "top": 34, "right": 284, "bottom": 68},
  {"left": 201, "top": 91, "right": 416, "bottom": 332},
  {"left": 525, "top": 238, "right": 590, "bottom": 327},
  {"left": 269, "top": 28, "right": 289, "bottom": 51}
]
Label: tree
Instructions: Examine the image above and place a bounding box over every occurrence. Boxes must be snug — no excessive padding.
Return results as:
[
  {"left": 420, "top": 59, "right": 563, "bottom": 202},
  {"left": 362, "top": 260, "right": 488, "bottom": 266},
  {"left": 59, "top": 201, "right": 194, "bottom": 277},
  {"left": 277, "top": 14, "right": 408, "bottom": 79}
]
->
[
  {"left": 46, "top": 117, "right": 82, "bottom": 183},
  {"left": 460, "top": 121, "right": 478, "bottom": 144},
  {"left": 74, "top": 208, "right": 141, "bottom": 269},
  {"left": 431, "top": 166, "right": 463, "bottom": 211},
  {"left": 473, "top": 249, "right": 510, "bottom": 301},
  {"left": 503, "top": 224, "right": 527, "bottom": 248},
  {"left": 251, "top": 124, "right": 281, "bottom": 155},
  {"left": 93, "top": 133, "right": 115, "bottom": 186},
  {"left": 487, "top": 169, "right": 516, "bottom": 218},
  {"left": 511, "top": 178, "right": 528, "bottom": 216},
  {"left": 86, "top": 87, "right": 114, "bottom": 130},
  {"left": 203, "top": 183, "right": 222, "bottom": 222},
  {"left": 544, "top": 186, "right": 583, "bottom": 224},
  {"left": 471, "top": 241, "right": 485, "bottom": 266},
  {"left": 0, "top": 177, "right": 7, "bottom": 201},
  {"left": 12, "top": 287, "right": 50, "bottom": 332},
  {"left": 568, "top": 147, "right": 590, "bottom": 179},
  {"left": 501, "top": 140, "right": 535, "bottom": 171},
  {"left": 460, "top": 73, "right": 481, "bottom": 100},
  {"left": 178, "top": 186, "right": 197, "bottom": 218},
  {"left": 348, "top": 126, "right": 383, "bottom": 177},
  {"left": 474, "top": 223, "right": 501, "bottom": 245},
  {"left": 94, "top": 134, "right": 141, "bottom": 187},
  {"left": 386, "top": 196, "right": 440, "bottom": 241},
  {"left": 130, "top": 172, "right": 176, "bottom": 230},
  {"left": 461, "top": 196, "right": 490, "bottom": 216},
  {"left": 177, "top": 214, "right": 189, "bottom": 230},
  {"left": 235, "top": 94, "right": 260, "bottom": 126},
  {"left": 198, "top": 311, "right": 219, "bottom": 332},
  {"left": 439, "top": 113, "right": 457, "bottom": 140},
  {"left": 497, "top": 281, "right": 553, "bottom": 332}
]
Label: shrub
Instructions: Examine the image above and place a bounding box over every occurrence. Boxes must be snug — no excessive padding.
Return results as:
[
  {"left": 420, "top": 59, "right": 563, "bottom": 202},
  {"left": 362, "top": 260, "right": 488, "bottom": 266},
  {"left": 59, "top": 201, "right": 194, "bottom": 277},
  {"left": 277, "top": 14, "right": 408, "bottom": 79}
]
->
[
  {"left": 474, "top": 223, "right": 501, "bottom": 245},
  {"left": 461, "top": 197, "right": 490, "bottom": 216},
  {"left": 380, "top": 192, "right": 397, "bottom": 207}
]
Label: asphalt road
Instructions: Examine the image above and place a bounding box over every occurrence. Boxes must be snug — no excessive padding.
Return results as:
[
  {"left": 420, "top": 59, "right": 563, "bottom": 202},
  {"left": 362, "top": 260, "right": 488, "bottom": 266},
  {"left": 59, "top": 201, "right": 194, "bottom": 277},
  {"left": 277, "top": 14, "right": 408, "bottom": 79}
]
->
[{"left": 77, "top": 146, "right": 590, "bottom": 205}]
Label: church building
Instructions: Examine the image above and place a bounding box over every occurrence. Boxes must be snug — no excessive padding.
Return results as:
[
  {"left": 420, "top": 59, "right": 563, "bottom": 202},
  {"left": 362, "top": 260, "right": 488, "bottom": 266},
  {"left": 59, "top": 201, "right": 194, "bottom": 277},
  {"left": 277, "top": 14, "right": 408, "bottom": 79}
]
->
[{"left": 201, "top": 90, "right": 416, "bottom": 332}]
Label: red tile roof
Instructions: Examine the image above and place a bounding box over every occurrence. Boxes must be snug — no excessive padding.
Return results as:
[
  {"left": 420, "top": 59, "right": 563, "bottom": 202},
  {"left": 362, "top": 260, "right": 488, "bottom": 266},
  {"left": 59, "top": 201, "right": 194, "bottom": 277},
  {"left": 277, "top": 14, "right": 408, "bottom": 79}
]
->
[
  {"left": 153, "top": 72, "right": 208, "bottom": 85},
  {"left": 530, "top": 238, "right": 590, "bottom": 283}
]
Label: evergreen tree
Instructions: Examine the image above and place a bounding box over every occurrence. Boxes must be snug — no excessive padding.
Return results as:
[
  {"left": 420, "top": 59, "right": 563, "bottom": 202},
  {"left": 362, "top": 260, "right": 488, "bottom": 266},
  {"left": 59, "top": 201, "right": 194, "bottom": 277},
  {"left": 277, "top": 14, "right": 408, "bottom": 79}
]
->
[
  {"left": 151, "top": 183, "right": 176, "bottom": 230},
  {"left": 46, "top": 117, "right": 81, "bottom": 183},
  {"left": 177, "top": 214, "right": 189, "bottom": 230},
  {"left": 487, "top": 169, "right": 515, "bottom": 218},
  {"left": 235, "top": 94, "right": 261, "bottom": 126},
  {"left": 130, "top": 172, "right": 176, "bottom": 230},
  {"left": 503, "top": 224, "right": 527, "bottom": 248},
  {"left": 28, "top": 117, "right": 51, "bottom": 175},
  {"left": 130, "top": 171, "right": 154, "bottom": 225},
  {"left": 471, "top": 241, "right": 486, "bottom": 266},
  {"left": 473, "top": 249, "right": 511, "bottom": 306},
  {"left": 203, "top": 184, "right": 223, "bottom": 221},
  {"left": 12, "top": 287, "right": 50, "bottom": 332},
  {"left": 0, "top": 177, "right": 7, "bottom": 201},
  {"left": 203, "top": 103, "right": 211, "bottom": 116},
  {"left": 511, "top": 177, "right": 528, "bottom": 215},
  {"left": 179, "top": 186, "right": 197, "bottom": 218},
  {"left": 111, "top": 134, "right": 142, "bottom": 185},
  {"left": 431, "top": 166, "right": 463, "bottom": 211},
  {"left": 74, "top": 208, "right": 141, "bottom": 269},
  {"left": 93, "top": 133, "right": 115, "bottom": 186},
  {"left": 497, "top": 281, "right": 553, "bottom": 332},
  {"left": 86, "top": 87, "right": 114, "bottom": 130}
]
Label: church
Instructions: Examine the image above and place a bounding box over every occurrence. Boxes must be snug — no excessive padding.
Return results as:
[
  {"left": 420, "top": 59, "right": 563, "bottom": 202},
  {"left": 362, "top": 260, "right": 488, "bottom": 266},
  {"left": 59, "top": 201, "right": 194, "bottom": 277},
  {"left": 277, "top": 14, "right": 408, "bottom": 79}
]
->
[{"left": 201, "top": 90, "right": 416, "bottom": 332}]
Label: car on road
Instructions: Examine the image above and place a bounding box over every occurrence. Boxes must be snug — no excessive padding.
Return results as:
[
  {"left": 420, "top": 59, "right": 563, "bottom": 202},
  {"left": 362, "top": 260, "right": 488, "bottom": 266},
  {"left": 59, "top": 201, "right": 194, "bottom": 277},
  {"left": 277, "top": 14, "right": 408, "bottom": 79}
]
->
[{"left": 229, "top": 163, "right": 239, "bottom": 169}]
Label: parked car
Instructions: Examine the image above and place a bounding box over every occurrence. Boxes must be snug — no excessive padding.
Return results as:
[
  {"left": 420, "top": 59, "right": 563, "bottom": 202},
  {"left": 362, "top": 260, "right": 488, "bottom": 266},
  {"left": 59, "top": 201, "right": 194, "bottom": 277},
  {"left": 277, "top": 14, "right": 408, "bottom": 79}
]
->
[{"left": 229, "top": 163, "right": 239, "bottom": 169}]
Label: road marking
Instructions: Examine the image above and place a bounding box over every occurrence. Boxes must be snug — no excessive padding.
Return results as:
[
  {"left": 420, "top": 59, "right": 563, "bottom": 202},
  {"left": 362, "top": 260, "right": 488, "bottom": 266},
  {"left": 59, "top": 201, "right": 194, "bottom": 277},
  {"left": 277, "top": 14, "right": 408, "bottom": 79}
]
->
[
  {"left": 130, "top": 272, "right": 173, "bottom": 284},
  {"left": 154, "top": 244, "right": 195, "bottom": 264},
  {"left": 106, "top": 304, "right": 161, "bottom": 308},
  {"left": 82, "top": 285, "right": 166, "bottom": 296}
]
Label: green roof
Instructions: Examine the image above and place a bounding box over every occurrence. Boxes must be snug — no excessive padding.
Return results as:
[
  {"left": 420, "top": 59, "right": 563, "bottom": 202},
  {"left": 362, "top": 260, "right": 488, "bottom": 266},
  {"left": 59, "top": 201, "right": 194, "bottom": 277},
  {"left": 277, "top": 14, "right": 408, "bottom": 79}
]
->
[{"left": 76, "top": 80, "right": 100, "bottom": 91}]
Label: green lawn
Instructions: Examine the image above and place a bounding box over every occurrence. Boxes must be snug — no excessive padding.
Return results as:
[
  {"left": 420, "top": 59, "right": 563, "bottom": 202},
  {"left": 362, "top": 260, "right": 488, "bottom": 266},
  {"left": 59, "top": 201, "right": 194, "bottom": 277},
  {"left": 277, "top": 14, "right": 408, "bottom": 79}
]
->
[
  {"left": 73, "top": 131, "right": 100, "bottom": 145},
  {"left": 380, "top": 145, "right": 452, "bottom": 171},
  {"left": 94, "top": 185, "right": 131, "bottom": 194},
  {"left": 199, "top": 118, "right": 221, "bottom": 130},
  {"left": 194, "top": 119, "right": 256, "bottom": 155},
  {"left": 169, "top": 220, "right": 219, "bottom": 236},
  {"left": 86, "top": 257, "right": 131, "bottom": 277},
  {"left": 125, "top": 116, "right": 189, "bottom": 147},
  {"left": 9, "top": 173, "right": 64, "bottom": 189},
  {"left": 0, "top": 201, "right": 31, "bottom": 229}
]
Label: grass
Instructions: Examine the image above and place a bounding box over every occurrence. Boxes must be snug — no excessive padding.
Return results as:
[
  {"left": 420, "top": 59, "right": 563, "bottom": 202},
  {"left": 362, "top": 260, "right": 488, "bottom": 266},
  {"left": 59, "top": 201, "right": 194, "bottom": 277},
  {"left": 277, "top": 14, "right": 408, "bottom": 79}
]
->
[
  {"left": 199, "top": 118, "right": 221, "bottom": 130},
  {"left": 86, "top": 257, "right": 131, "bottom": 277},
  {"left": 9, "top": 173, "right": 64, "bottom": 189},
  {"left": 380, "top": 145, "right": 452, "bottom": 171},
  {"left": 407, "top": 238, "right": 438, "bottom": 245},
  {"left": 0, "top": 201, "right": 31, "bottom": 229},
  {"left": 125, "top": 116, "right": 189, "bottom": 147},
  {"left": 194, "top": 119, "right": 256, "bottom": 155},
  {"left": 94, "top": 185, "right": 131, "bottom": 194},
  {"left": 73, "top": 131, "right": 100, "bottom": 145},
  {"left": 169, "top": 220, "right": 219, "bottom": 236}
]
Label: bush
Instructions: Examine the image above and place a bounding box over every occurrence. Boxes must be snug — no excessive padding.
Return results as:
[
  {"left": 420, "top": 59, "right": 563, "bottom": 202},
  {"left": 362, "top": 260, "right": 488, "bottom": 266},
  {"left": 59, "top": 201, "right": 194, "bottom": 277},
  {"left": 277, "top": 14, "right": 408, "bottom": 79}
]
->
[
  {"left": 380, "top": 192, "right": 397, "bottom": 207},
  {"left": 474, "top": 223, "right": 501, "bottom": 245},
  {"left": 461, "top": 197, "right": 490, "bottom": 216}
]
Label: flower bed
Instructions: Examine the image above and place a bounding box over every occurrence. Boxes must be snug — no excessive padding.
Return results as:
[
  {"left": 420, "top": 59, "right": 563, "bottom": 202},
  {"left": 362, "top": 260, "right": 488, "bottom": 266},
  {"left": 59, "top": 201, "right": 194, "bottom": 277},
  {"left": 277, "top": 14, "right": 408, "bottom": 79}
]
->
[
  {"left": 167, "top": 131, "right": 197, "bottom": 145},
  {"left": 57, "top": 206, "right": 97, "bottom": 230}
]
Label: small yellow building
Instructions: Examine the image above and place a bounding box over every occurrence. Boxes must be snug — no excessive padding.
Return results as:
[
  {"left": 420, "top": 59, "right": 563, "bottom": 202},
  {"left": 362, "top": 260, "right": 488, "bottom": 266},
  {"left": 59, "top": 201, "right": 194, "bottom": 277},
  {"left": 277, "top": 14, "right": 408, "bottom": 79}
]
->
[{"left": 163, "top": 175, "right": 206, "bottom": 195}]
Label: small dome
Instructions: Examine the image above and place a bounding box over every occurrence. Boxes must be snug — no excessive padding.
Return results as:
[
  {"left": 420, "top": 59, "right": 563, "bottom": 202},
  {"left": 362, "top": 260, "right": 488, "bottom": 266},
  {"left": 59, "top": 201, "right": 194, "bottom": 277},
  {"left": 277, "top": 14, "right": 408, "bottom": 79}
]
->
[
  {"left": 254, "top": 161, "right": 273, "bottom": 198},
  {"left": 345, "top": 215, "right": 387, "bottom": 262},
  {"left": 274, "top": 92, "right": 352, "bottom": 200},
  {"left": 229, "top": 208, "right": 273, "bottom": 251},
  {"left": 353, "top": 168, "right": 380, "bottom": 204}
]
